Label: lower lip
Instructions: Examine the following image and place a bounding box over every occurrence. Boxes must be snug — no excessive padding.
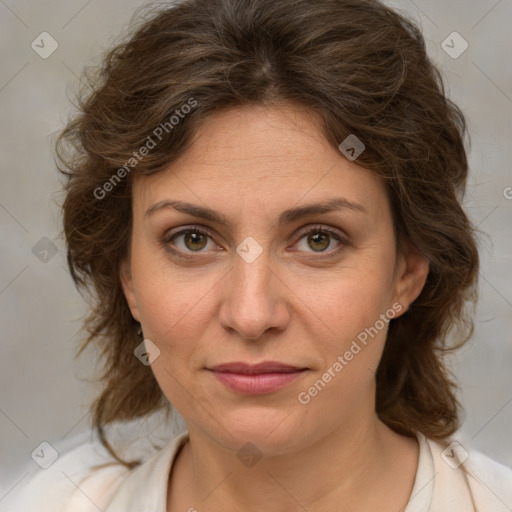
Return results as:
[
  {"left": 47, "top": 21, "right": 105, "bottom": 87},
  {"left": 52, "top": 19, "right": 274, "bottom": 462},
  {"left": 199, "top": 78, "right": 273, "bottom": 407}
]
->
[{"left": 208, "top": 370, "right": 306, "bottom": 394}]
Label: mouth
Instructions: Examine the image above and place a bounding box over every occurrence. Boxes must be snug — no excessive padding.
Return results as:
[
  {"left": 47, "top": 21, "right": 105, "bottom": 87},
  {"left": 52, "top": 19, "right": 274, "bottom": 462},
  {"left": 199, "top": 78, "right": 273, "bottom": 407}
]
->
[{"left": 206, "top": 361, "right": 308, "bottom": 395}]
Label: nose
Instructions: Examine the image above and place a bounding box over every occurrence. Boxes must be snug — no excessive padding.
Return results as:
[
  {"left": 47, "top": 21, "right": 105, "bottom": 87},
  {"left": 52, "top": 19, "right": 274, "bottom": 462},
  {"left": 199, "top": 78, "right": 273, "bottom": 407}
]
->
[{"left": 218, "top": 244, "right": 290, "bottom": 341}]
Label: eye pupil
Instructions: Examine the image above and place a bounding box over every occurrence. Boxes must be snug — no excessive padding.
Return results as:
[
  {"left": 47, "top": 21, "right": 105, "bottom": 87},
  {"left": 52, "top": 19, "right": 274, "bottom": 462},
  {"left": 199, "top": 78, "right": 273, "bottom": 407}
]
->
[
  {"left": 308, "top": 232, "right": 330, "bottom": 252},
  {"left": 168, "top": 227, "right": 341, "bottom": 257},
  {"left": 185, "top": 231, "right": 207, "bottom": 251}
]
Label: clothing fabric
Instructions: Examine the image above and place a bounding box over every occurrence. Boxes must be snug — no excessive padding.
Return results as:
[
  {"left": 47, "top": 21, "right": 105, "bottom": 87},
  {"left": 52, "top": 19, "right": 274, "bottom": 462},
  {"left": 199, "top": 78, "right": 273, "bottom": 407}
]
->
[{"left": 3, "top": 429, "right": 512, "bottom": 511}]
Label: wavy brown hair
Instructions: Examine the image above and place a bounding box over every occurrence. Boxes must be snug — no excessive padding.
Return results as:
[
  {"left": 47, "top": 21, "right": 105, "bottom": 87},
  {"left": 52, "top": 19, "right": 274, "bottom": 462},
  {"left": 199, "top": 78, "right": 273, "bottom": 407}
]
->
[{"left": 56, "top": 0, "right": 479, "bottom": 467}]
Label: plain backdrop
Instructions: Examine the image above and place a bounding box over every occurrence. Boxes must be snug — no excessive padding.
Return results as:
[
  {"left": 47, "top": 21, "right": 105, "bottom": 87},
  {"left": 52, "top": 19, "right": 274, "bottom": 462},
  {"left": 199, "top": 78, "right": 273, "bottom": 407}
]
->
[{"left": 1, "top": 0, "right": 511, "bottom": 495}]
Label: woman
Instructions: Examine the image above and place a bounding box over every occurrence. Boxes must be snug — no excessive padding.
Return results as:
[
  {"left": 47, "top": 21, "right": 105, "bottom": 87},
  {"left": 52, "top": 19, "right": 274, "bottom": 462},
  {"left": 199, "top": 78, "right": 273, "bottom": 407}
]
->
[{"left": 6, "top": 0, "right": 512, "bottom": 510}]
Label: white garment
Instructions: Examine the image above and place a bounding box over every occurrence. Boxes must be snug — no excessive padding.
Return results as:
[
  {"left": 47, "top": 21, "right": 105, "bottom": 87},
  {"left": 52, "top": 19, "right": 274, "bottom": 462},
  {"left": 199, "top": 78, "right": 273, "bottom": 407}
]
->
[{"left": 2, "top": 430, "right": 512, "bottom": 511}]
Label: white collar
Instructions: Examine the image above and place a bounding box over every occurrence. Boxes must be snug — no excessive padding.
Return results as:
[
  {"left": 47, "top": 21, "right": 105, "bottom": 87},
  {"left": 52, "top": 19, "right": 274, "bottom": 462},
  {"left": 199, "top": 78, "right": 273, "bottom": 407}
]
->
[
  {"left": 103, "top": 430, "right": 512, "bottom": 511},
  {"left": 104, "top": 430, "right": 189, "bottom": 512}
]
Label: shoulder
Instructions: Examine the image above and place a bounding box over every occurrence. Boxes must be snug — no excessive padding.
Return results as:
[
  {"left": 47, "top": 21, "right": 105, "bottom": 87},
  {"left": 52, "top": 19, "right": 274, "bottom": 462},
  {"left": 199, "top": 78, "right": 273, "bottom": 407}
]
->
[
  {"left": 425, "top": 436, "right": 512, "bottom": 510},
  {"left": 464, "top": 447, "right": 512, "bottom": 508},
  {"left": 3, "top": 428, "right": 189, "bottom": 512},
  {"left": 2, "top": 431, "right": 132, "bottom": 512}
]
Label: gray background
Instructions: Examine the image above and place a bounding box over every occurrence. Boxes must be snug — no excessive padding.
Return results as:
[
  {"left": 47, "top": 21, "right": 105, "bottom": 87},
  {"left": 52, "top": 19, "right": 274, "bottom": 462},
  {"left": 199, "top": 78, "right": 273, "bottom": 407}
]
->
[{"left": 1, "top": 0, "right": 511, "bottom": 496}]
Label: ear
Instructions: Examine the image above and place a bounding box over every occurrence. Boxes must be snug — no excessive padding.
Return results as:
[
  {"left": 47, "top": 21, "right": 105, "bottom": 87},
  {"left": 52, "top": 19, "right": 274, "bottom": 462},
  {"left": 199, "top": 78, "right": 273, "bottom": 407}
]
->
[
  {"left": 391, "top": 242, "right": 429, "bottom": 318},
  {"left": 119, "top": 258, "right": 141, "bottom": 322}
]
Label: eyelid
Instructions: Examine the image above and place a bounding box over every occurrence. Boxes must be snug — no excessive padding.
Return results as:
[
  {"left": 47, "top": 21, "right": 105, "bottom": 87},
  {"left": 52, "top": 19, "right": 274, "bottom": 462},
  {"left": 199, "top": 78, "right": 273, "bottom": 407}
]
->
[
  {"left": 291, "top": 224, "right": 349, "bottom": 255},
  {"left": 160, "top": 225, "right": 220, "bottom": 259},
  {"left": 161, "top": 223, "right": 349, "bottom": 258}
]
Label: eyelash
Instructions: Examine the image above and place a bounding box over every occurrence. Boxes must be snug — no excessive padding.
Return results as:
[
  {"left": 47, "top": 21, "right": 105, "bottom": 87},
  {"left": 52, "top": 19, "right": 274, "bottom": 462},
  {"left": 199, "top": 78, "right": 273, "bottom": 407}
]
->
[{"left": 160, "top": 224, "right": 348, "bottom": 260}]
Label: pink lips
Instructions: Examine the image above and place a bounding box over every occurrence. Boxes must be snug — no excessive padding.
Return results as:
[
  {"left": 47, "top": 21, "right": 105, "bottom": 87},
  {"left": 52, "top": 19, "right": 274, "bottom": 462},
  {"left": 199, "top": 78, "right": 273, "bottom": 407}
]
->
[{"left": 206, "top": 361, "right": 307, "bottom": 395}]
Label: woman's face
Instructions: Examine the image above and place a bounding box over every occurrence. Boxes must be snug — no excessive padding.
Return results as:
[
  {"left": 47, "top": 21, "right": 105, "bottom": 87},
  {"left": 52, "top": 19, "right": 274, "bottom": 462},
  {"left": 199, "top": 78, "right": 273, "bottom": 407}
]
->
[{"left": 121, "top": 104, "right": 428, "bottom": 455}]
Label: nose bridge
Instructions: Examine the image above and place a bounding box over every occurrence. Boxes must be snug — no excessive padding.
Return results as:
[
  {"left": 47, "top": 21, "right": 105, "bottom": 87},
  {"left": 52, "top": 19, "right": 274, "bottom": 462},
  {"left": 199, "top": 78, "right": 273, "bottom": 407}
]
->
[
  {"left": 219, "top": 235, "right": 288, "bottom": 339},
  {"left": 236, "top": 238, "right": 273, "bottom": 295}
]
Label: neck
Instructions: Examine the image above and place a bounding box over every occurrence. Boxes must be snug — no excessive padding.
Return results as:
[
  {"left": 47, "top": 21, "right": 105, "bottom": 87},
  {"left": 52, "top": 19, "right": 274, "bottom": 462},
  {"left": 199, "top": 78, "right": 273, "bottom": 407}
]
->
[{"left": 168, "top": 401, "right": 418, "bottom": 511}]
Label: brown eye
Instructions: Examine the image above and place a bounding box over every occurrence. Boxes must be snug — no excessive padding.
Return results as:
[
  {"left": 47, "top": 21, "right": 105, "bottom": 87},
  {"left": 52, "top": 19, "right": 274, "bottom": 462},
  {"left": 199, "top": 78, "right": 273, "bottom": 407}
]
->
[
  {"left": 307, "top": 232, "right": 331, "bottom": 252},
  {"left": 162, "top": 227, "right": 216, "bottom": 256},
  {"left": 182, "top": 230, "right": 208, "bottom": 251},
  {"left": 294, "top": 226, "right": 347, "bottom": 255}
]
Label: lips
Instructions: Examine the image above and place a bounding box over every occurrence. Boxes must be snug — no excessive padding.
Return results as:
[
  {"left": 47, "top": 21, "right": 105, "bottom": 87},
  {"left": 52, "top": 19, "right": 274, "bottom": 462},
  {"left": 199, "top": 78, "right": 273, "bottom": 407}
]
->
[
  {"left": 208, "top": 361, "right": 306, "bottom": 373},
  {"left": 206, "top": 361, "right": 308, "bottom": 394}
]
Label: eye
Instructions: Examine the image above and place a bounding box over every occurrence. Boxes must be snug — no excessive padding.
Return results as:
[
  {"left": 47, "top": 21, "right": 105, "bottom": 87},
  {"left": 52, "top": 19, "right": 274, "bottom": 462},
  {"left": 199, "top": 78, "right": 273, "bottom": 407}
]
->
[
  {"left": 293, "top": 225, "right": 347, "bottom": 255},
  {"left": 161, "top": 224, "right": 348, "bottom": 259},
  {"left": 161, "top": 226, "right": 219, "bottom": 257}
]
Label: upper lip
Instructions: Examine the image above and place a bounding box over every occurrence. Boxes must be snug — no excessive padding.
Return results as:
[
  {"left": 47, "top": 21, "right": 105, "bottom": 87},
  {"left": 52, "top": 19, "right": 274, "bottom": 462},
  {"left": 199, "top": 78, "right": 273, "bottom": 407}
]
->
[{"left": 207, "top": 361, "right": 307, "bottom": 374}]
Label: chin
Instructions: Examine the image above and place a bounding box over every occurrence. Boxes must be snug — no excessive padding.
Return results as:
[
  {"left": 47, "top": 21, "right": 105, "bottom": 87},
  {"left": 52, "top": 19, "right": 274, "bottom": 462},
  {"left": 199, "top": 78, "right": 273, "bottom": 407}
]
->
[{"left": 205, "top": 406, "right": 308, "bottom": 457}]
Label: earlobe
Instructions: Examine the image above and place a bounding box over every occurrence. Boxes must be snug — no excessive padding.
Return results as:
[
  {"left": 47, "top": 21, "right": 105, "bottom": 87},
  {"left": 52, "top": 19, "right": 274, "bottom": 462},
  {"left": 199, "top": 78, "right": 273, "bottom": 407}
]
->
[
  {"left": 119, "top": 259, "right": 141, "bottom": 322},
  {"left": 392, "top": 243, "right": 429, "bottom": 317}
]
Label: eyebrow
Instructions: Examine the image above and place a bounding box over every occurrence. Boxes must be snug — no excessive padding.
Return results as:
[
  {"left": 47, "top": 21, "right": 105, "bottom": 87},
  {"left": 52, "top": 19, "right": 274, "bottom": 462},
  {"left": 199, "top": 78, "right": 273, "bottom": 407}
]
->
[{"left": 144, "top": 197, "right": 366, "bottom": 226}]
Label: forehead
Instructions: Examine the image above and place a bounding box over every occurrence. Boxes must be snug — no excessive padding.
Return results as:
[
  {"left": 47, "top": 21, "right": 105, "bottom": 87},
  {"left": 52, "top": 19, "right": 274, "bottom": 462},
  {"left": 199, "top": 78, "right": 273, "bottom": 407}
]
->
[{"left": 132, "top": 104, "right": 389, "bottom": 220}]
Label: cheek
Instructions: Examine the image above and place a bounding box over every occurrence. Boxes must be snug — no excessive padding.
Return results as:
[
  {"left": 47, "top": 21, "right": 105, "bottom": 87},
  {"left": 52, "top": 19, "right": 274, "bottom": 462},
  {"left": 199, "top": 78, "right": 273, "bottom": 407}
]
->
[
  {"left": 297, "top": 262, "right": 397, "bottom": 396},
  {"left": 297, "top": 275, "right": 395, "bottom": 414},
  {"left": 132, "top": 265, "right": 218, "bottom": 411},
  {"left": 299, "top": 262, "right": 396, "bottom": 339},
  {"left": 132, "top": 246, "right": 222, "bottom": 342}
]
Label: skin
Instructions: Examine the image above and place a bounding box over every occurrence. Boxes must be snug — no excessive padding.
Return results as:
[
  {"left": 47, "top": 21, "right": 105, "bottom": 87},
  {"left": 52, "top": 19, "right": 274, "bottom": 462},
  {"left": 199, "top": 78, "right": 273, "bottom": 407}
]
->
[{"left": 120, "top": 103, "right": 430, "bottom": 512}]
